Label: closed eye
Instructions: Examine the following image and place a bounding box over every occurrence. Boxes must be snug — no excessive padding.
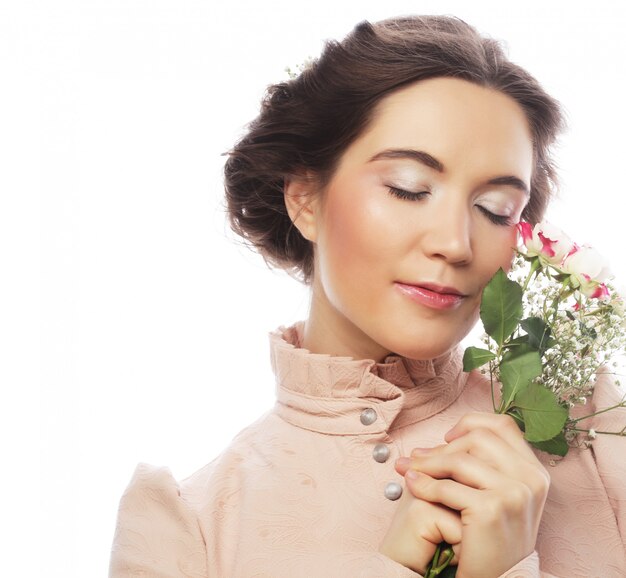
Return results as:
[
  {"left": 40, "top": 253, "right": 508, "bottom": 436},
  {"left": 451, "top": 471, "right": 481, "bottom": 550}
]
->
[
  {"left": 388, "top": 186, "right": 513, "bottom": 227},
  {"left": 476, "top": 205, "right": 512, "bottom": 227},
  {"left": 387, "top": 186, "right": 430, "bottom": 201}
]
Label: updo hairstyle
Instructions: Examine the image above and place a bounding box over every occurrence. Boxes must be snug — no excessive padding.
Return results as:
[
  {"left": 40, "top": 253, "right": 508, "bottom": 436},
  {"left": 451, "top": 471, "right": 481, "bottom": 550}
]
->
[{"left": 223, "top": 15, "right": 565, "bottom": 285}]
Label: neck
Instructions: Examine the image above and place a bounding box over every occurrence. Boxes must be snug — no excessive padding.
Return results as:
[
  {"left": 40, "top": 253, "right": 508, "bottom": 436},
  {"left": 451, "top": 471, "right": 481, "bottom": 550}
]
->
[{"left": 301, "top": 279, "right": 393, "bottom": 363}]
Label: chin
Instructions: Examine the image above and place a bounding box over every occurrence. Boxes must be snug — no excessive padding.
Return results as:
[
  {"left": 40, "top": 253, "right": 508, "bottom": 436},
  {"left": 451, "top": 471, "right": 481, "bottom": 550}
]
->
[
  {"left": 376, "top": 313, "right": 475, "bottom": 361},
  {"left": 383, "top": 332, "right": 461, "bottom": 361}
]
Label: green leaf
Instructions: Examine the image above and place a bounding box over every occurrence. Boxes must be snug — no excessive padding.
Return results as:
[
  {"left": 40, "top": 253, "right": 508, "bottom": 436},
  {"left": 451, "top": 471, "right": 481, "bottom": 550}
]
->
[
  {"left": 530, "top": 432, "right": 569, "bottom": 457},
  {"left": 463, "top": 347, "right": 496, "bottom": 372},
  {"left": 544, "top": 337, "right": 557, "bottom": 350},
  {"left": 520, "top": 317, "right": 552, "bottom": 353},
  {"left": 515, "top": 382, "right": 568, "bottom": 442},
  {"left": 499, "top": 347, "right": 543, "bottom": 410},
  {"left": 480, "top": 268, "right": 523, "bottom": 346},
  {"left": 502, "top": 335, "right": 529, "bottom": 349}
]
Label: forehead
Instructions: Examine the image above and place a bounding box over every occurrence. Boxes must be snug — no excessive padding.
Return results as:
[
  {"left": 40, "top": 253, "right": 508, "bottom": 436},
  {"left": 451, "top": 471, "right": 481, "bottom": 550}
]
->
[{"left": 346, "top": 77, "right": 534, "bottom": 180}]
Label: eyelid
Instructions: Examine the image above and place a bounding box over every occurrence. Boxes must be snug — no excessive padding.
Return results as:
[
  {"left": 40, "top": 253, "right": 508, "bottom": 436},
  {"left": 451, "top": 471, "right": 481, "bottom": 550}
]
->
[
  {"left": 477, "top": 190, "right": 523, "bottom": 211},
  {"left": 475, "top": 193, "right": 519, "bottom": 217},
  {"left": 476, "top": 200, "right": 513, "bottom": 216}
]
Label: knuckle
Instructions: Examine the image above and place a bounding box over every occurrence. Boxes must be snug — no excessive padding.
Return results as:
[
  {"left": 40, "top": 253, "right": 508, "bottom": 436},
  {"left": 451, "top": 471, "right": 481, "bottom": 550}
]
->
[
  {"left": 409, "top": 473, "right": 445, "bottom": 502},
  {"left": 454, "top": 451, "right": 469, "bottom": 464},
  {"left": 531, "top": 467, "right": 551, "bottom": 498},
  {"left": 482, "top": 484, "right": 531, "bottom": 521},
  {"left": 466, "top": 426, "right": 494, "bottom": 444},
  {"left": 504, "top": 483, "right": 532, "bottom": 514},
  {"left": 481, "top": 495, "right": 503, "bottom": 522},
  {"left": 456, "top": 411, "right": 521, "bottom": 436},
  {"left": 500, "top": 413, "right": 522, "bottom": 433},
  {"left": 466, "top": 411, "right": 489, "bottom": 424},
  {"left": 416, "top": 474, "right": 436, "bottom": 493}
]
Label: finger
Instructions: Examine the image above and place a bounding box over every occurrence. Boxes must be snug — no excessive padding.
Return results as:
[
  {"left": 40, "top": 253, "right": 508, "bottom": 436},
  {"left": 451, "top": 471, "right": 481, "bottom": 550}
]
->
[
  {"left": 409, "top": 428, "right": 547, "bottom": 482},
  {"left": 401, "top": 451, "right": 511, "bottom": 490},
  {"left": 405, "top": 468, "right": 544, "bottom": 530},
  {"left": 398, "top": 446, "right": 550, "bottom": 520},
  {"left": 405, "top": 469, "right": 479, "bottom": 512},
  {"left": 381, "top": 494, "right": 462, "bottom": 572},
  {"left": 411, "top": 499, "right": 462, "bottom": 567},
  {"left": 444, "top": 412, "right": 537, "bottom": 463}
]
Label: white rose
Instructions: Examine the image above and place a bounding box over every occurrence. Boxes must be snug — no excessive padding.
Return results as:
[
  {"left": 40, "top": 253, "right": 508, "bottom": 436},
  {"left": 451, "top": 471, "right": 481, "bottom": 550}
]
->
[
  {"left": 518, "top": 220, "right": 575, "bottom": 267},
  {"left": 562, "top": 245, "right": 612, "bottom": 299}
]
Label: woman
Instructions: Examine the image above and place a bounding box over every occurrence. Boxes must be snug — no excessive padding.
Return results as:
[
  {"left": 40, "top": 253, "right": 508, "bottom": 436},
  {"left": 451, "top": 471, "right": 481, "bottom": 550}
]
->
[{"left": 108, "top": 15, "right": 626, "bottom": 577}]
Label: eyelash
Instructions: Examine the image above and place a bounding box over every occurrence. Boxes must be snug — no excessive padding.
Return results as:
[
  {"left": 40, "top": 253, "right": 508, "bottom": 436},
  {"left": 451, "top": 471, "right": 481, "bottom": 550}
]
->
[
  {"left": 477, "top": 206, "right": 512, "bottom": 227},
  {"left": 387, "top": 186, "right": 512, "bottom": 227},
  {"left": 387, "top": 186, "right": 429, "bottom": 201}
]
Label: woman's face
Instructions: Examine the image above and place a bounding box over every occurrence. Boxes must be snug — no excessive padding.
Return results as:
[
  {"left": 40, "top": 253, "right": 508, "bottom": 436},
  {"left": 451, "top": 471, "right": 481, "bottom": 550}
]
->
[{"left": 288, "top": 77, "right": 534, "bottom": 362}]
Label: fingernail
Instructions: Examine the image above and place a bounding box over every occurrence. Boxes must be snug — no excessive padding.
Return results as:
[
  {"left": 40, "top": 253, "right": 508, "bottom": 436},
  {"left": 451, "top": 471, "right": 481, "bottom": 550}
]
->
[
  {"left": 395, "top": 457, "right": 411, "bottom": 468},
  {"left": 406, "top": 469, "right": 419, "bottom": 480},
  {"left": 411, "top": 447, "right": 431, "bottom": 456}
]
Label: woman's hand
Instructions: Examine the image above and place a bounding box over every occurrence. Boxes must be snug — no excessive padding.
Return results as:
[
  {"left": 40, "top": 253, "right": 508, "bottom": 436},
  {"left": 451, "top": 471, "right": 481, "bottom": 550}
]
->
[
  {"left": 378, "top": 484, "right": 462, "bottom": 574},
  {"left": 396, "top": 412, "right": 550, "bottom": 578}
]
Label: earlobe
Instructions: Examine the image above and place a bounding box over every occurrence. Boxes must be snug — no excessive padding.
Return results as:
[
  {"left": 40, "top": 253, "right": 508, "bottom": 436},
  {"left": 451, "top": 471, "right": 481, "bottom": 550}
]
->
[{"left": 283, "top": 177, "right": 319, "bottom": 243}]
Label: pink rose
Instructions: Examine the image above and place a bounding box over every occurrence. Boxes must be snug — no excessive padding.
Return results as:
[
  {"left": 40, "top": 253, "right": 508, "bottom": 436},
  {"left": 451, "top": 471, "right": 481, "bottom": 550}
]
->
[
  {"left": 517, "top": 221, "right": 575, "bottom": 266},
  {"left": 562, "top": 245, "right": 612, "bottom": 299}
]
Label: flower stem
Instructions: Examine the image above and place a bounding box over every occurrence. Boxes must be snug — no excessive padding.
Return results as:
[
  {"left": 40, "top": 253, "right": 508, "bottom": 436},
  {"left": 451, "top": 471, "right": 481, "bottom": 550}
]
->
[
  {"left": 489, "top": 360, "right": 496, "bottom": 413},
  {"left": 568, "top": 401, "right": 626, "bottom": 424},
  {"left": 571, "top": 426, "right": 626, "bottom": 436},
  {"left": 522, "top": 258, "right": 540, "bottom": 292},
  {"left": 424, "top": 543, "right": 456, "bottom": 577}
]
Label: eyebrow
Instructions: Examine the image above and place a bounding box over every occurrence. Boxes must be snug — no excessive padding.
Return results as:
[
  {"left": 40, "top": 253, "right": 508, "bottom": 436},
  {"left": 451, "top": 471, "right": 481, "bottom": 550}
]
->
[{"left": 368, "top": 148, "right": 530, "bottom": 197}]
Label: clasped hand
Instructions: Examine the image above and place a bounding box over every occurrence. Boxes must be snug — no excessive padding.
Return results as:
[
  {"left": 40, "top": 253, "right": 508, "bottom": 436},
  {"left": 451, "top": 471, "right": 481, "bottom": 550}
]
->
[{"left": 379, "top": 412, "right": 550, "bottom": 578}]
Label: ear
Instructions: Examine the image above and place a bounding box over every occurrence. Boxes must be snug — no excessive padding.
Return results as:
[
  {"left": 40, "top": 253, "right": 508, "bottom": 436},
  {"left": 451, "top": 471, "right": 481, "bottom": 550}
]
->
[{"left": 283, "top": 176, "right": 320, "bottom": 243}]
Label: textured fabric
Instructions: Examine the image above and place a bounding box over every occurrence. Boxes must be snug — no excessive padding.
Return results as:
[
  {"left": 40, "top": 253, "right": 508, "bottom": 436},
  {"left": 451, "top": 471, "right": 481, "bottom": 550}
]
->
[{"left": 109, "top": 321, "right": 626, "bottom": 578}]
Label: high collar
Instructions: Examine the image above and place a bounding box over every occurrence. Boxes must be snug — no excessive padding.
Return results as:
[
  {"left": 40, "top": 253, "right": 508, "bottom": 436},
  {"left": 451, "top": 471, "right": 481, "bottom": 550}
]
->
[{"left": 270, "top": 321, "right": 469, "bottom": 435}]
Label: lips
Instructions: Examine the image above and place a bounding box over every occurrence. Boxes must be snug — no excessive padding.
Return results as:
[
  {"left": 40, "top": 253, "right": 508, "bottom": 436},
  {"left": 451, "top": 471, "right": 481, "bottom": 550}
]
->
[
  {"left": 394, "top": 281, "right": 468, "bottom": 310},
  {"left": 398, "top": 281, "right": 467, "bottom": 297}
]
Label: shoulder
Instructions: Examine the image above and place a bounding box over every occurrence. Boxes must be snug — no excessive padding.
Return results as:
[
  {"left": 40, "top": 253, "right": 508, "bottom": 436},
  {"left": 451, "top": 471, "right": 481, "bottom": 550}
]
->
[
  {"left": 114, "top": 462, "right": 203, "bottom": 538},
  {"left": 178, "top": 409, "right": 300, "bottom": 505},
  {"left": 114, "top": 409, "right": 286, "bottom": 524},
  {"left": 110, "top": 462, "right": 208, "bottom": 577}
]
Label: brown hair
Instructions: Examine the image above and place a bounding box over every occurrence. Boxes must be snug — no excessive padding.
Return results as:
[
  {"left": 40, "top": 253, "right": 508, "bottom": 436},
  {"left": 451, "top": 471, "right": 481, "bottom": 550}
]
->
[{"left": 223, "top": 15, "right": 565, "bottom": 285}]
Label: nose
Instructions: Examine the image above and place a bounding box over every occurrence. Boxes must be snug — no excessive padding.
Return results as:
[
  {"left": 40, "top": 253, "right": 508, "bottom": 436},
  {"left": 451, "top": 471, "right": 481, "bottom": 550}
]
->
[{"left": 421, "top": 202, "right": 473, "bottom": 265}]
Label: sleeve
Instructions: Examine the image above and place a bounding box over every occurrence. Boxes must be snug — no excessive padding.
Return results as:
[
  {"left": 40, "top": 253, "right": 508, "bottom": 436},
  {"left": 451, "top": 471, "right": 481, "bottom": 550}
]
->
[
  {"left": 326, "top": 553, "right": 420, "bottom": 578},
  {"left": 108, "top": 463, "right": 208, "bottom": 578},
  {"left": 589, "top": 371, "right": 626, "bottom": 564},
  {"left": 496, "top": 551, "right": 559, "bottom": 577},
  {"left": 374, "top": 551, "right": 559, "bottom": 578}
]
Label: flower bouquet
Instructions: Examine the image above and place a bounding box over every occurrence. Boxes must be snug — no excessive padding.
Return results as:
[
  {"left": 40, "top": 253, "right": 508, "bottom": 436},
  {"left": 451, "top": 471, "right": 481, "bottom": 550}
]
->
[{"left": 425, "top": 221, "right": 626, "bottom": 577}]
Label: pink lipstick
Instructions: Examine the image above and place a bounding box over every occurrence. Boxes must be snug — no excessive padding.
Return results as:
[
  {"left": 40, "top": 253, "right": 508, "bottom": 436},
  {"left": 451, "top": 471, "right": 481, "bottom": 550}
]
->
[{"left": 394, "top": 282, "right": 466, "bottom": 310}]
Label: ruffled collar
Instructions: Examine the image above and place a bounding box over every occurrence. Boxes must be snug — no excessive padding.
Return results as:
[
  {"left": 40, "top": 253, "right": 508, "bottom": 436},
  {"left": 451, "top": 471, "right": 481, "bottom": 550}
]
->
[{"left": 269, "top": 320, "right": 469, "bottom": 435}]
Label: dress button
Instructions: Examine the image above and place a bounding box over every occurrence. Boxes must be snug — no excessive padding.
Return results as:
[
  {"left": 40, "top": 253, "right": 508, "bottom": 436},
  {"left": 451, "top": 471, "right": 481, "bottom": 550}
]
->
[
  {"left": 384, "top": 481, "right": 403, "bottom": 501},
  {"left": 372, "top": 443, "right": 390, "bottom": 463},
  {"left": 360, "top": 408, "right": 377, "bottom": 426}
]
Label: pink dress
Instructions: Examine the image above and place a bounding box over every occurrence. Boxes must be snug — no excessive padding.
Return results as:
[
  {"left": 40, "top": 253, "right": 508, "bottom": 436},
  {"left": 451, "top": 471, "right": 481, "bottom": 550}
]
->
[{"left": 108, "top": 321, "right": 626, "bottom": 577}]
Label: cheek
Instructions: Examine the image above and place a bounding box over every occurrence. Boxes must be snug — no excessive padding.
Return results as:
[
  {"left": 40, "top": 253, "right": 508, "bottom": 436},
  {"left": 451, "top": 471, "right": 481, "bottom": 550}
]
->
[
  {"left": 475, "top": 225, "right": 518, "bottom": 279},
  {"left": 500, "top": 227, "right": 519, "bottom": 270},
  {"left": 322, "top": 182, "right": 397, "bottom": 274}
]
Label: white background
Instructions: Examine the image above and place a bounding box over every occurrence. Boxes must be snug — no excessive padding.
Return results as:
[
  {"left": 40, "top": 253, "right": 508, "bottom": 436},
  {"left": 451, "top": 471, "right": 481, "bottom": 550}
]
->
[{"left": 2, "top": 1, "right": 625, "bottom": 576}]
